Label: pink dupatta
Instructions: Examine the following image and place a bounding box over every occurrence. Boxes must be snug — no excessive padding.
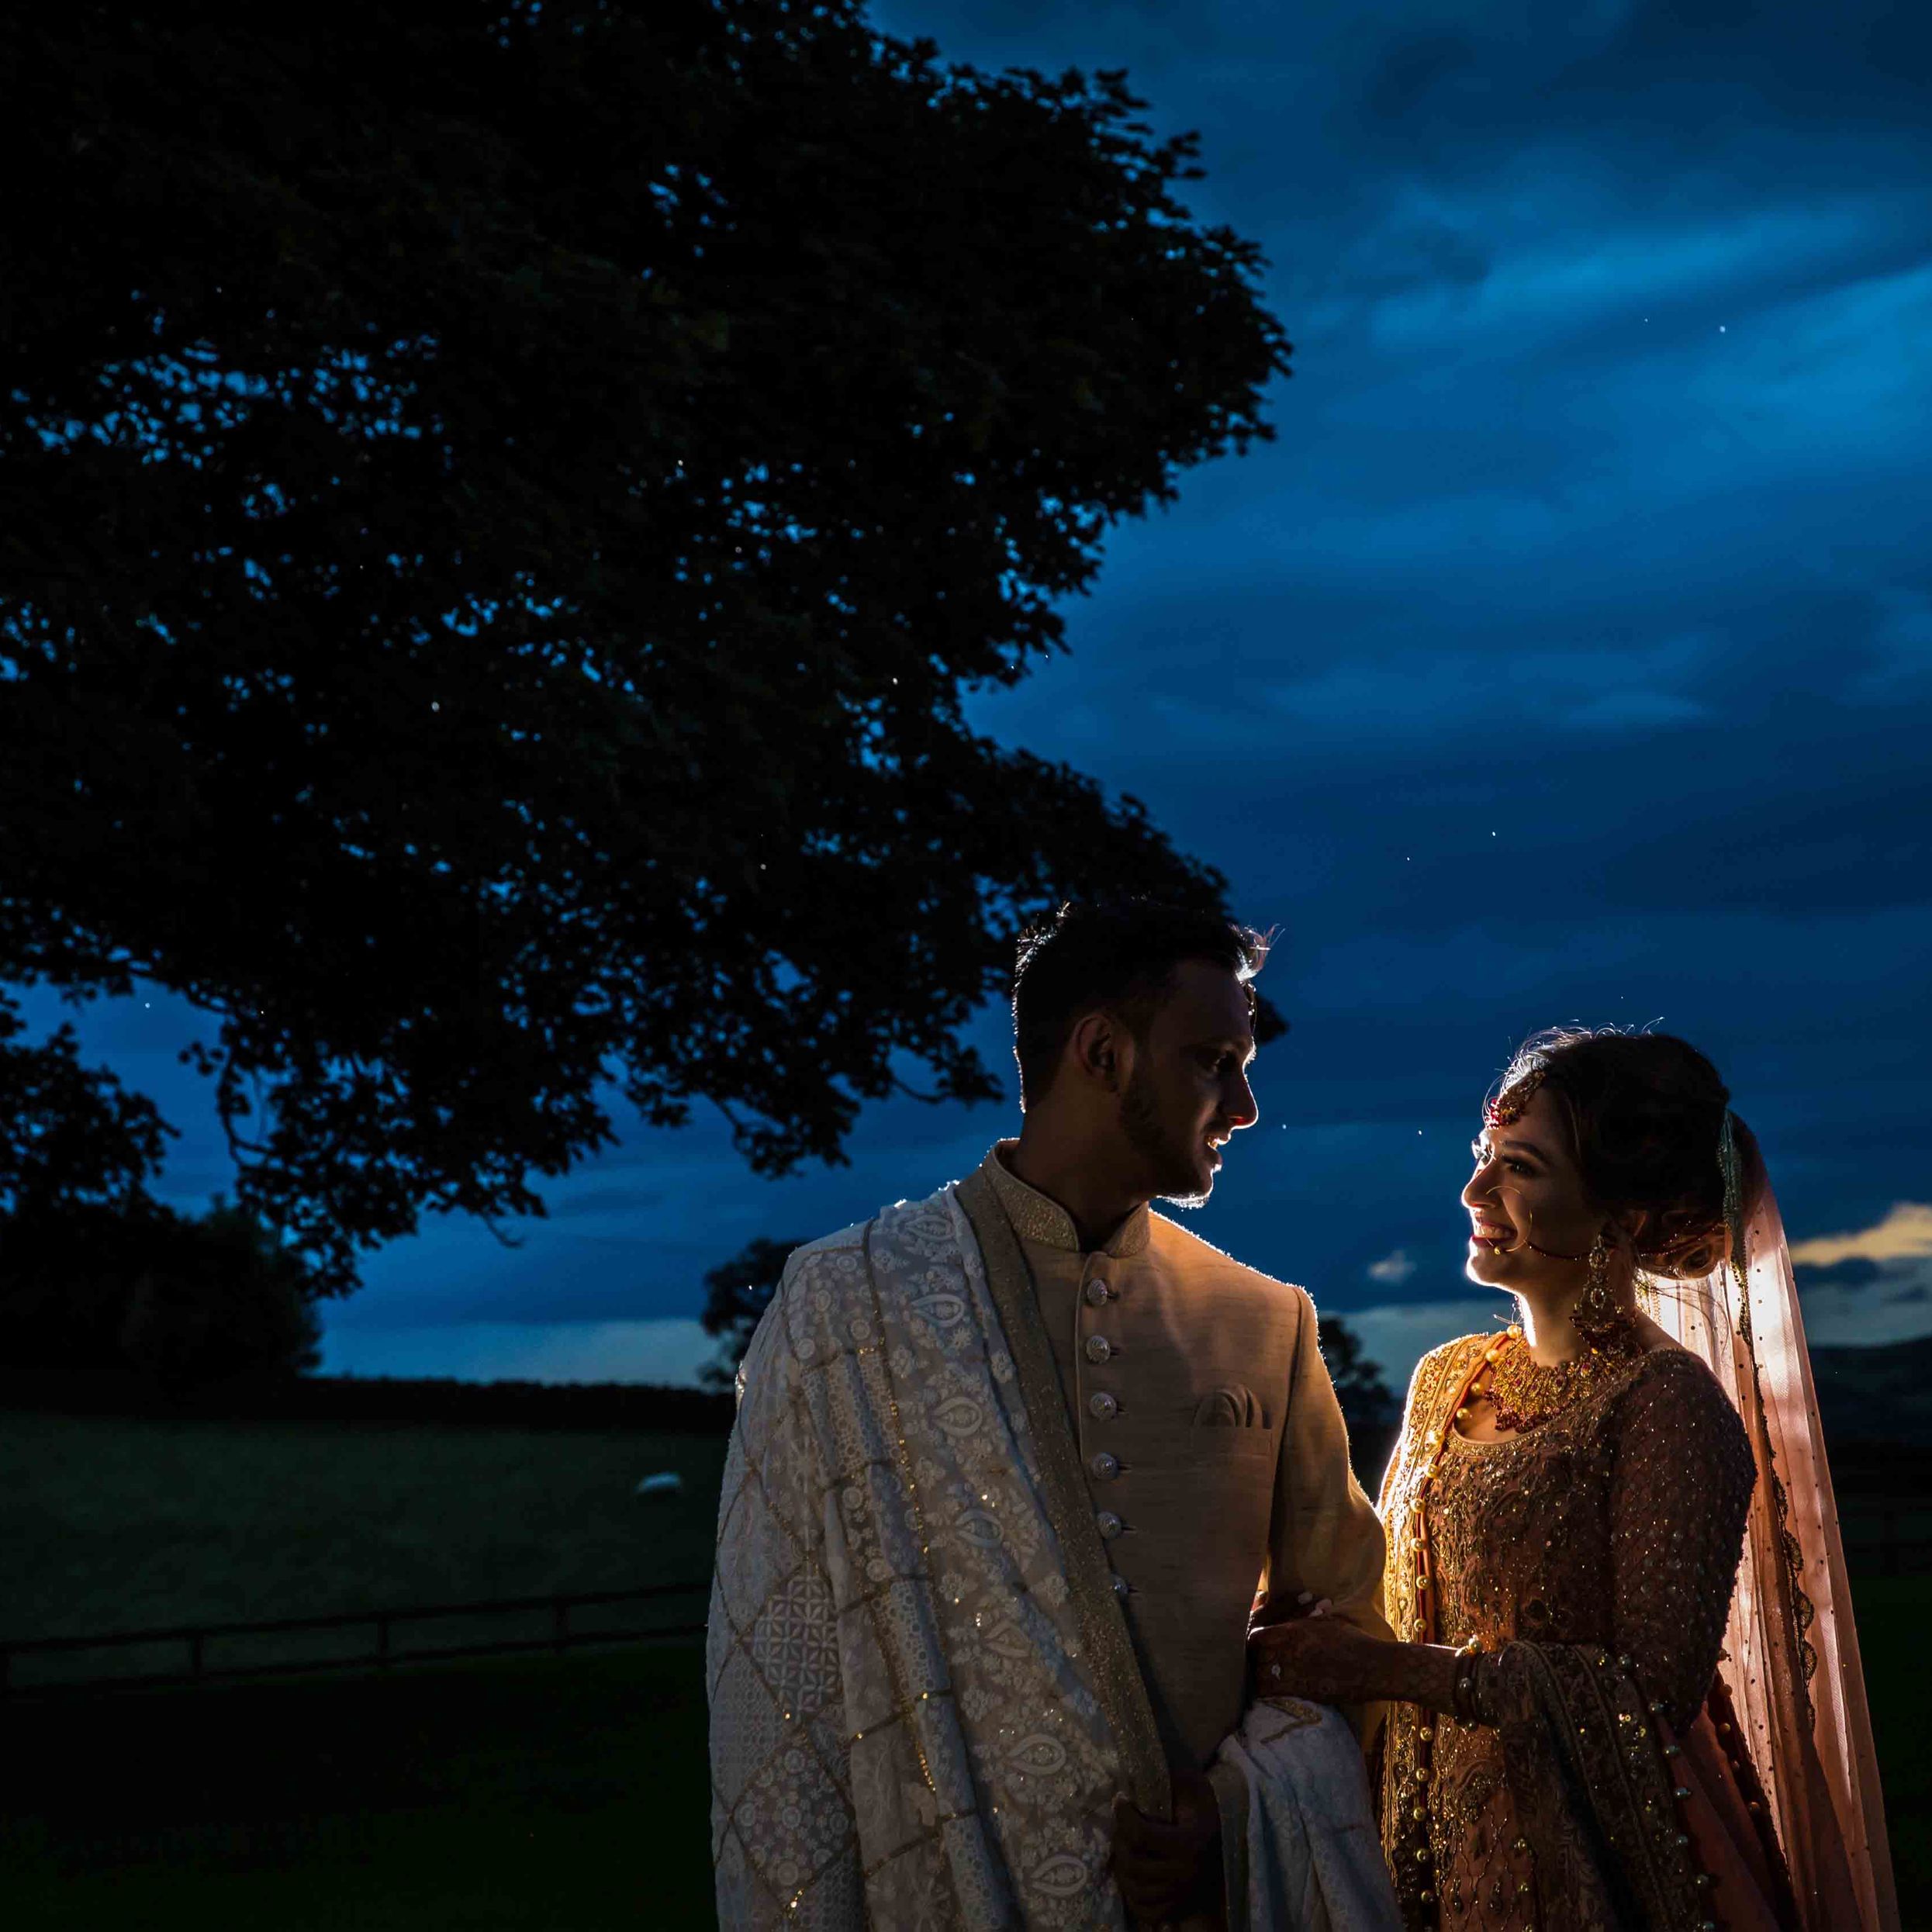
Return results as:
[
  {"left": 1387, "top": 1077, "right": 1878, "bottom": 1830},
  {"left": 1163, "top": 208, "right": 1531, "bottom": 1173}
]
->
[{"left": 1650, "top": 1118, "right": 1898, "bottom": 1930}]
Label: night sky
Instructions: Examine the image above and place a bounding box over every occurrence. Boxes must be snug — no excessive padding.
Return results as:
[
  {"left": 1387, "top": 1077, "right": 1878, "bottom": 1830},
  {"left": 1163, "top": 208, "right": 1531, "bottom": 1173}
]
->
[{"left": 32, "top": 0, "right": 1932, "bottom": 1394}]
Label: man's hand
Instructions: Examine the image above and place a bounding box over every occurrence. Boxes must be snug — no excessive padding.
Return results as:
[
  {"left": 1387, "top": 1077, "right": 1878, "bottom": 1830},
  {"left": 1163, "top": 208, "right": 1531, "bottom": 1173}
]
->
[{"left": 1110, "top": 1768, "right": 1224, "bottom": 1929}]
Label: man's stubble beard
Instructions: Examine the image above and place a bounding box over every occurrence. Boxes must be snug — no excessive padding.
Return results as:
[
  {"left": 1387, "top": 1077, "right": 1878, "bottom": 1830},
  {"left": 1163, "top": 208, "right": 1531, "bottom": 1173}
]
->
[{"left": 1119, "top": 1059, "right": 1211, "bottom": 1210}]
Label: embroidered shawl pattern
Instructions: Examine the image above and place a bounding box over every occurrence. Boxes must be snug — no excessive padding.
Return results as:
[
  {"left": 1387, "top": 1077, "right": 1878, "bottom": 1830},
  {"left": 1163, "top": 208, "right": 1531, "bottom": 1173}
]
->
[{"left": 709, "top": 1184, "right": 1143, "bottom": 1930}]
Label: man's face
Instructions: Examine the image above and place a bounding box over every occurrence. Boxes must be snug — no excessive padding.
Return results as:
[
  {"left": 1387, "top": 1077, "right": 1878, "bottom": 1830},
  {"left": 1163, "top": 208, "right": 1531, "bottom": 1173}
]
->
[{"left": 1117, "top": 960, "right": 1261, "bottom": 1207}]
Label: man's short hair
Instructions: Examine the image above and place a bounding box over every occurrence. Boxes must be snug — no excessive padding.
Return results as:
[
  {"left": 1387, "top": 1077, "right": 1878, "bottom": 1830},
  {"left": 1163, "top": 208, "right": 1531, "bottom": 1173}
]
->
[{"left": 1011, "top": 900, "right": 1271, "bottom": 1108}]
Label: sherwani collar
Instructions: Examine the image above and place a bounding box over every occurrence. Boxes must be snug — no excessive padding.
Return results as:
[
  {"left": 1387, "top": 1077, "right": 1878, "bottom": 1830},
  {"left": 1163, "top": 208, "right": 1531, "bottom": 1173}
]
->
[{"left": 981, "top": 1140, "right": 1153, "bottom": 1258}]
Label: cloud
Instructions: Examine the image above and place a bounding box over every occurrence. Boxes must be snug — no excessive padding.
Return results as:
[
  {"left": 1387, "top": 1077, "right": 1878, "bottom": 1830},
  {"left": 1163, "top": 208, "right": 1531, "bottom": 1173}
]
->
[
  {"left": 1789, "top": 1206, "right": 1932, "bottom": 1343},
  {"left": 1795, "top": 1275, "right": 1932, "bottom": 1350},
  {"left": 544, "top": 1184, "right": 668, "bottom": 1220},
  {"left": 1789, "top": 1202, "right": 1932, "bottom": 1267},
  {"left": 1793, "top": 1257, "right": 1882, "bottom": 1289},
  {"left": 1361, "top": 29, "right": 1480, "bottom": 125},
  {"left": 1366, "top": 1247, "right": 1417, "bottom": 1284}
]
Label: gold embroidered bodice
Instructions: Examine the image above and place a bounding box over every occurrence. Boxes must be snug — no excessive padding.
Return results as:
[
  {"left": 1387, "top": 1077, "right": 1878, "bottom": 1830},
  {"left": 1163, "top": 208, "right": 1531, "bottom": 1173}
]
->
[{"left": 1379, "top": 1334, "right": 1757, "bottom": 1930}]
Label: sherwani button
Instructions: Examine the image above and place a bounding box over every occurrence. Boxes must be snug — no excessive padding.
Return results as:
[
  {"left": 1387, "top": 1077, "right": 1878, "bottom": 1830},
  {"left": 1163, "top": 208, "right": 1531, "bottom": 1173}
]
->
[
  {"left": 1084, "top": 1280, "right": 1111, "bottom": 1307},
  {"left": 1111, "top": 1573, "right": 1131, "bottom": 1600},
  {"left": 1088, "top": 1392, "right": 1118, "bottom": 1421},
  {"left": 1090, "top": 1452, "right": 1120, "bottom": 1481},
  {"left": 1096, "top": 1510, "right": 1124, "bottom": 1540},
  {"left": 1084, "top": 1335, "right": 1113, "bottom": 1364}
]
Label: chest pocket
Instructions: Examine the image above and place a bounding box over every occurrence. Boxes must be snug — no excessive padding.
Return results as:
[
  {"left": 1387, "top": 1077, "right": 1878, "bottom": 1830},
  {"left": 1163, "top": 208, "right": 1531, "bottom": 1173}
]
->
[{"left": 1193, "top": 1384, "right": 1267, "bottom": 1429}]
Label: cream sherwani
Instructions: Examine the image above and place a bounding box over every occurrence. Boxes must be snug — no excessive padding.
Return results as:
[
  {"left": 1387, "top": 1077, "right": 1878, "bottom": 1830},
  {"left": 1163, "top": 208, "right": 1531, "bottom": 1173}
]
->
[
  {"left": 707, "top": 1149, "right": 1397, "bottom": 1931},
  {"left": 980, "top": 1145, "right": 1390, "bottom": 1772}
]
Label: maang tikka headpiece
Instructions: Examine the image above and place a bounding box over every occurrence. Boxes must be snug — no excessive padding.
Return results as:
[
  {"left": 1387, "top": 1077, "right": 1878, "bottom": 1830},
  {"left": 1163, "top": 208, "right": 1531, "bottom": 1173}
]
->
[{"left": 1484, "top": 1064, "right": 1546, "bottom": 1131}]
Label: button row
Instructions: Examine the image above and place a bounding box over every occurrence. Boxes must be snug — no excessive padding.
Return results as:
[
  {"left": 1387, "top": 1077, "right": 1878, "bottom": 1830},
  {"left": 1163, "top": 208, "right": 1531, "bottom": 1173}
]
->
[{"left": 1085, "top": 1294, "right": 1123, "bottom": 1592}]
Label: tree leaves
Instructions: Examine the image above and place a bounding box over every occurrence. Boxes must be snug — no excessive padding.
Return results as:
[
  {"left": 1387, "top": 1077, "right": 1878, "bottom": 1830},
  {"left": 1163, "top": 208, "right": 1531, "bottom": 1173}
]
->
[{"left": 0, "top": 2, "right": 1291, "bottom": 1294}]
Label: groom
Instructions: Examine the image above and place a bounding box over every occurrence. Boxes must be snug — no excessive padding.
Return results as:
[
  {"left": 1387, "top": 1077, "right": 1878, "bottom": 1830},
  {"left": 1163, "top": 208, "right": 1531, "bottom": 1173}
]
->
[{"left": 707, "top": 902, "right": 1389, "bottom": 1929}]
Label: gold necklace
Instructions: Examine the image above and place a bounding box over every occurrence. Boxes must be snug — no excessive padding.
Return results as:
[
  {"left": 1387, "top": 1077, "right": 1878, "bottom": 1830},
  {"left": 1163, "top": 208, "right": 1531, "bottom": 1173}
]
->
[{"left": 1480, "top": 1323, "right": 1643, "bottom": 1432}]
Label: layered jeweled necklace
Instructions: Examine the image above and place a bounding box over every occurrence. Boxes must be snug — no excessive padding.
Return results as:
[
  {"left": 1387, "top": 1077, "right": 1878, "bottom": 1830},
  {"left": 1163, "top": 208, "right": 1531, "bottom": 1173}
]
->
[{"left": 1478, "top": 1322, "right": 1643, "bottom": 1433}]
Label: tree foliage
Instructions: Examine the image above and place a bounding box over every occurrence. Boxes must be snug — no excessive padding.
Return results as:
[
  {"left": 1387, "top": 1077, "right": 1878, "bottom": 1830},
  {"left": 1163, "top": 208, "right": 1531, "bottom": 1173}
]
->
[
  {"left": 2, "top": 2, "right": 1291, "bottom": 1291},
  {"left": 698, "top": 1234, "right": 803, "bottom": 1391},
  {"left": 1318, "top": 1314, "right": 1398, "bottom": 1429},
  {"left": 0, "top": 1001, "right": 175, "bottom": 1215},
  {"left": 0, "top": 1198, "right": 323, "bottom": 1395}
]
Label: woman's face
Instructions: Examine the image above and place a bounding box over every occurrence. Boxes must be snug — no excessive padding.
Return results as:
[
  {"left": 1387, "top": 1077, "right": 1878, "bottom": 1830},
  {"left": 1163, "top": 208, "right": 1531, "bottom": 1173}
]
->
[{"left": 1461, "top": 1084, "right": 1606, "bottom": 1290}]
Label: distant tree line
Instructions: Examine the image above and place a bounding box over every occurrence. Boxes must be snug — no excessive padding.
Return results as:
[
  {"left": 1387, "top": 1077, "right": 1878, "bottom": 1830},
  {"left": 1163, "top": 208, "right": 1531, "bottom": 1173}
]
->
[{"left": 0, "top": 1360, "right": 734, "bottom": 1432}]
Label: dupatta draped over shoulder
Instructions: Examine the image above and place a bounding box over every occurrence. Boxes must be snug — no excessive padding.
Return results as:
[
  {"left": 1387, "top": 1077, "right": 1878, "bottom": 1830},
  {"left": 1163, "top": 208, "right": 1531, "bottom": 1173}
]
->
[
  {"left": 708, "top": 1180, "right": 1399, "bottom": 1930},
  {"left": 1378, "top": 1228, "right": 1897, "bottom": 1932}
]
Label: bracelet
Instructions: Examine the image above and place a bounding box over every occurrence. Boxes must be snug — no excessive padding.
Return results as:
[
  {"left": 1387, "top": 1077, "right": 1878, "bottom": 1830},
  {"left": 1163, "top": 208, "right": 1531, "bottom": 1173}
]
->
[{"left": 1450, "top": 1637, "right": 1485, "bottom": 1724}]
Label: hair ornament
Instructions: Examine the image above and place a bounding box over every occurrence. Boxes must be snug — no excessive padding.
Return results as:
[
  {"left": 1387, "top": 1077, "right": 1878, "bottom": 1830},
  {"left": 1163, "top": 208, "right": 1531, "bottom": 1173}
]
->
[{"left": 1484, "top": 1063, "right": 1545, "bottom": 1130}]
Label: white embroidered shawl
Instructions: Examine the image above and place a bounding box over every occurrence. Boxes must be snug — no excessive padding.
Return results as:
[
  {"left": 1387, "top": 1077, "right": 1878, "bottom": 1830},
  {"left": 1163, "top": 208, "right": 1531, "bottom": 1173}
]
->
[{"left": 707, "top": 1179, "right": 1398, "bottom": 1931}]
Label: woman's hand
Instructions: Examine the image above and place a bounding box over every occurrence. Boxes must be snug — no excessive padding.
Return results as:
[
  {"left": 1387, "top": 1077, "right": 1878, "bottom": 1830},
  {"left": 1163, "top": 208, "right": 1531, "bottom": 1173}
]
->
[{"left": 1248, "top": 1613, "right": 1399, "bottom": 1706}]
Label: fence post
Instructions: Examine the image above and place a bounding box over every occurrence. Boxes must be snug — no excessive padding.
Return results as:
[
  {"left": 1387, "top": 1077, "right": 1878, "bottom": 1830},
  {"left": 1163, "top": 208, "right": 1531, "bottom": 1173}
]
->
[
  {"left": 376, "top": 1613, "right": 392, "bottom": 1668},
  {"left": 188, "top": 1631, "right": 205, "bottom": 1681},
  {"left": 553, "top": 1598, "right": 569, "bottom": 1655}
]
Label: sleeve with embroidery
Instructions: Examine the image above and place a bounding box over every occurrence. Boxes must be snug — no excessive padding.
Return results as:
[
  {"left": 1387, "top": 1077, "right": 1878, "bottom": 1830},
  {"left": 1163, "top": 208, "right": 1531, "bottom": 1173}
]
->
[{"left": 1606, "top": 1347, "right": 1757, "bottom": 1732}]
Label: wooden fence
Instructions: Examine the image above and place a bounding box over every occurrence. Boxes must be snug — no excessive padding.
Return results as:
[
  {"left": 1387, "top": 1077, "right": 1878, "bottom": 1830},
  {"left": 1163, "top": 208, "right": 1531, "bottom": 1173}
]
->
[
  {"left": 1, "top": 1578, "right": 711, "bottom": 1696},
  {"left": 7, "top": 1516, "right": 1926, "bottom": 1699}
]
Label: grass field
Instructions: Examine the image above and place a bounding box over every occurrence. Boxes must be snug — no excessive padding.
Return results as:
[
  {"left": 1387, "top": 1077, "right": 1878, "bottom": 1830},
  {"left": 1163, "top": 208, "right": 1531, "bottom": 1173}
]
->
[
  {"left": 3, "top": 1644, "right": 715, "bottom": 1931},
  {"left": 1847, "top": 1574, "right": 1932, "bottom": 1922},
  {"left": 0, "top": 1409, "right": 730, "bottom": 1643},
  {"left": 4, "top": 1408, "right": 1924, "bottom": 1929}
]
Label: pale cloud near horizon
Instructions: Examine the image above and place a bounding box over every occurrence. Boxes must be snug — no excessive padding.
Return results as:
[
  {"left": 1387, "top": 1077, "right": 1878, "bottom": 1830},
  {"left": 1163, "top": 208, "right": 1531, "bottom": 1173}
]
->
[
  {"left": 1789, "top": 1202, "right": 1932, "bottom": 1267},
  {"left": 1365, "top": 1247, "right": 1418, "bottom": 1284},
  {"left": 1794, "top": 1275, "right": 1932, "bottom": 1349}
]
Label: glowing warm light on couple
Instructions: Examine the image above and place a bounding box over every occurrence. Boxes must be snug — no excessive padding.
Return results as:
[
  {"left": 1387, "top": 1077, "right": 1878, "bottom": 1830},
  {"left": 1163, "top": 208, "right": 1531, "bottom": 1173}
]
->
[{"left": 713, "top": 904, "right": 1896, "bottom": 1932}]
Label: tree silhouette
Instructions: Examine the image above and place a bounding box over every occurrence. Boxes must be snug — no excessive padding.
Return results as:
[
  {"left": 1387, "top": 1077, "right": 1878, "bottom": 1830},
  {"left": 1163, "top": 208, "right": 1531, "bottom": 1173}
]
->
[
  {"left": 2, "top": 3, "right": 1290, "bottom": 1293},
  {"left": 1318, "top": 1315, "right": 1398, "bottom": 1429},
  {"left": 698, "top": 1235, "right": 806, "bottom": 1392},
  {"left": 0, "top": 1197, "right": 323, "bottom": 1395}
]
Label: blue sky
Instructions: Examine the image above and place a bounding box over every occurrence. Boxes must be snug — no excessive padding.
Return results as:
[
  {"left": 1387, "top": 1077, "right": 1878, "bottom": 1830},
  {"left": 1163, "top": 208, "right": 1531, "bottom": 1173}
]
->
[{"left": 32, "top": 0, "right": 1932, "bottom": 1393}]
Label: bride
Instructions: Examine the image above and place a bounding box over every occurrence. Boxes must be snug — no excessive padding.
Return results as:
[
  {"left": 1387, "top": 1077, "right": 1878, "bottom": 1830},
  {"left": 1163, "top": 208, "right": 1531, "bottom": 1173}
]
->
[{"left": 1250, "top": 1027, "right": 1897, "bottom": 1930}]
